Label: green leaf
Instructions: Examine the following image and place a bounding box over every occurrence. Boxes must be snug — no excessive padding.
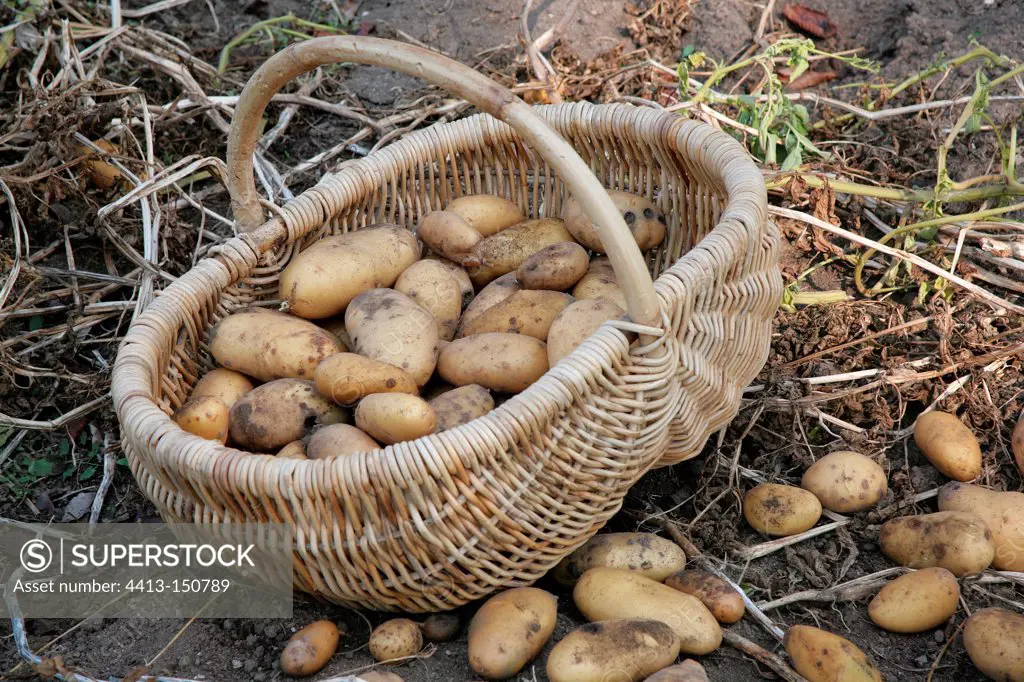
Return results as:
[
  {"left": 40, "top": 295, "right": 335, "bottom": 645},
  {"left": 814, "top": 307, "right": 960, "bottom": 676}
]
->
[
  {"left": 58, "top": 439, "right": 70, "bottom": 456},
  {"left": 29, "top": 315, "right": 44, "bottom": 331},
  {"left": 680, "top": 44, "right": 695, "bottom": 59},
  {"left": 781, "top": 144, "right": 803, "bottom": 171},
  {"left": 117, "top": 457, "right": 129, "bottom": 467},
  {"left": 80, "top": 465, "right": 98, "bottom": 481},
  {"left": 28, "top": 459, "right": 54, "bottom": 477}
]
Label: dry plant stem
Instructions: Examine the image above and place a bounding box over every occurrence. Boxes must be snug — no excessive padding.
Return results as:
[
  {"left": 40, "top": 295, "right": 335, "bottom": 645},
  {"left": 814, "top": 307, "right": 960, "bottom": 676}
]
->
[
  {"left": 766, "top": 170, "right": 1022, "bottom": 203},
  {"left": 757, "top": 567, "right": 907, "bottom": 611},
  {"left": 0, "top": 395, "right": 108, "bottom": 430},
  {"left": 734, "top": 520, "right": 849, "bottom": 561},
  {"left": 88, "top": 436, "right": 116, "bottom": 524},
  {"left": 722, "top": 630, "right": 809, "bottom": 682}
]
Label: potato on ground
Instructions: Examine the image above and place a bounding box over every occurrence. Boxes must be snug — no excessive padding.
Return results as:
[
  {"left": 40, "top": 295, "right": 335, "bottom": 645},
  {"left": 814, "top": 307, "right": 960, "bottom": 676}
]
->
[
  {"left": 346, "top": 288, "right": 439, "bottom": 386},
  {"left": 552, "top": 532, "right": 686, "bottom": 587},
  {"left": 279, "top": 225, "right": 420, "bottom": 319},
  {"left": 228, "top": 379, "right": 344, "bottom": 452},
  {"left": 868, "top": 567, "right": 959, "bottom": 633},
  {"left": 458, "top": 290, "right": 573, "bottom": 340},
  {"left": 463, "top": 217, "right": 573, "bottom": 287},
  {"left": 313, "top": 353, "right": 418, "bottom": 406},
  {"left": 938, "top": 481, "right": 1024, "bottom": 571},
  {"left": 368, "top": 618, "right": 423, "bottom": 663},
  {"left": 517, "top": 241, "right": 589, "bottom": 291},
  {"left": 173, "top": 396, "right": 229, "bottom": 443},
  {"left": 306, "top": 423, "right": 379, "bottom": 459},
  {"left": 572, "top": 257, "right": 627, "bottom": 309},
  {"left": 801, "top": 450, "right": 888, "bottom": 513},
  {"left": 643, "top": 660, "right": 709, "bottom": 682},
  {"left": 459, "top": 272, "right": 520, "bottom": 331},
  {"left": 446, "top": 194, "right": 524, "bottom": 236},
  {"left": 355, "top": 393, "right": 436, "bottom": 445},
  {"left": 743, "top": 483, "right": 821, "bottom": 536},
  {"left": 879, "top": 511, "right": 994, "bottom": 576},
  {"left": 546, "top": 619, "right": 680, "bottom": 682},
  {"left": 468, "top": 587, "right": 557, "bottom": 680},
  {"left": 210, "top": 309, "right": 343, "bottom": 382},
  {"left": 279, "top": 620, "right": 339, "bottom": 677},
  {"left": 964, "top": 608, "right": 1024, "bottom": 681},
  {"left": 438, "top": 333, "right": 548, "bottom": 393},
  {"left": 191, "top": 368, "right": 254, "bottom": 407},
  {"left": 664, "top": 570, "right": 745, "bottom": 624},
  {"left": 416, "top": 211, "right": 481, "bottom": 262},
  {"left": 428, "top": 384, "right": 494, "bottom": 432},
  {"left": 395, "top": 258, "right": 473, "bottom": 340},
  {"left": 783, "top": 625, "right": 882, "bottom": 682},
  {"left": 546, "top": 298, "right": 625, "bottom": 366},
  {"left": 562, "top": 190, "right": 667, "bottom": 252},
  {"left": 913, "top": 410, "right": 981, "bottom": 481},
  {"left": 421, "top": 613, "right": 460, "bottom": 643}
]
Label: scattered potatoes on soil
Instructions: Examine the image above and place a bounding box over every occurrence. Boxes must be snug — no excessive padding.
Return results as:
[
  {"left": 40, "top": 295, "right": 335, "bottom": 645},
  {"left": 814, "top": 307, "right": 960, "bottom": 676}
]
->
[
  {"left": 572, "top": 257, "right": 627, "bottom": 309},
  {"left": 438, "top": 333, "right": 548, "bottom": 393},
  {"left": 463, "top": 217, "right": 573, "bottom": 287},
  {"left": 313, "top": 353, "right": 418, "bottom": 405},
  {"left": 459, "top": 272, "right": 521, "bottom": 331},
  {"left": 743, "top": 483, "right": 822, "bottom": 536},
  {"left": 210, "top": 309, "right": 342, "bottom": 382},
  {"left": 546, "top": 298, "right": 625, "bottom": 366},
  {"left": 546, "top": 618, "right": 680, "bottom": 682},
  {"left": 964, "top": 608, "right": 1024, "bottom": 681},
  {"left": 306, "top": 423, "right": 380, "bottom": 459},
  {"left": 551, "top": 532, "right": 686, "bottom": 587},
  {"left": 938, "top": 481, "right": 1024, "bottom": 571},
  {"left": 173, "top": 396, "right": 229, "bottom": 443},
  {"left": 228, "top": 379, "right": 344, "bottom": 452},
  {"left": 421, "top": 613, "right": 460, "bottom": 643},
  {"left": 879, "top": 511, "right": 994, "bottom": 576},
  {"left": 573, "top": 567, "right": 721, "bottom": 655},
  {"left": 517, "top": 241, "right": 589, "bottom": 291},
  {"left": 800, "top": 450, "right": 888, "bottom": 513},
  {"left": 346, "top": 288, "right": 439, "bottom": 387},
  {"left": 642, "top": 660, "right": 709, "bottom": 682},
  {"left": 369, "top": 618, "right": 423, "bottom": 663},
  {"left": 279, "top": 620, "right": 339, "bottom": 677},
  {"left": 468, "top": 587, "right": 557, "bottom": 680},
  {"left": 446, "top": 194, "right": 524, "bottom": 236},
  {"left": 394, "top": 258, "right": 473, "bottom": 341},
  {"left": 867, "top": 567, "right": 959, "bottom": 633},
  {"left": 355, "top": 393, "right": 436, "bottom": 445},
  {"left": 913, "top": 410, "right": 981, "bottom": 481},
  {"left": 191, "top": 368, "right": 254, "bottom": 408},
  {"left": 664, "top": 570, "right": 745, "bottom": 624},
  {"left": 416, "top": 211, "right": 482, "bottom": 263},
  {"left": 562, "top": 190, "right": 666, "bottom": 252},
  {"left": 783, "top": 625, "right": 882, "bottom": 682},
  {"left": 428, "top": 384, "right": 494, "bottom": 432},
  {"left": 277, "top": 440, "right": 308, "bottom": 459},
  {"left": 458, "top": 289, "right": 573, "bottom": 340}
]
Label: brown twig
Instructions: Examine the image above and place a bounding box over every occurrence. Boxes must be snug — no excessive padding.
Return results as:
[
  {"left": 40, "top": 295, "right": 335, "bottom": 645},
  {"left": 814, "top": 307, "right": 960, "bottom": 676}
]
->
[{"left": 722, "top": 630, "right": 809, "bottom": 682}]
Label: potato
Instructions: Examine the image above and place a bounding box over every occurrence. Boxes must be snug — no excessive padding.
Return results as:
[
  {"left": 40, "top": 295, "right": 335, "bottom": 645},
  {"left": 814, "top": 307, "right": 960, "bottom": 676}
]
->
[
  {"left": 572, "top": 257, "right": 627, "bottom": 309},
  {"left": 346, "top": 289, "right": 439, "bottom": 386},
  {"left": 562, "top": 190, "right": 667, "bottom": 253},
  {"left": 573, "top": 567, "right": 721, "bottom": 655},
  {"left": 446, "top": 194, "right": 524, "bottom": 236},
  {"left": 517, "top": 242, "right": 589, "bottom": 291},
  {"left": 358, "top": 672, "right": 404, "bottom": 682},
  {"left": 355, "top": 393, "right": 436, "bottom": 445},
  {"left": 438, "top": 333, "right": 548, "bottom": 393},
  {"left": 460, "top": 272, "right": 520, "bottom": 330},
  {"left": 210, "top": 310, "right": 343, "bottom": 382},
  {"left": 879, "top": 511, "right": 994, "bottom": 576},
  {"left": 551, "top": 532, "right": 686, "bottom": 587},
  {"left": 416, "top": 211, "right": 481, "bottom": 262},
  {"left": 368, "top": 618, "right": 423, "bottom": 663},
  {"left": 458, "top": 290, "right": 573, "bottom": 340},
  {"left": 964, "top": 608, "right": 1024, "bottom": 681},
  {"left": 801, "top": 450, "right": 888, "bottom": 513},
  {"left": 313, "top": 353, "right": 418, "bottom": 406},
  {"left": 279, "top": 225, "right": 420, "bottom": 319},
  {"left": 463, "top": 218, "right": 573, "bottom": 287},
  {"left": 1015, "top": 412, "right": 1024, "bottom": 476},
  {"left": 867, "top": 567, "right": 959, "bottom": 633},
  {"left": 783, "top": 625, "right": 882, "bottom": 682},
  {"left": 317, "top": 316, "right": 351, "bottom": 350},
  {"left": 428, "top": 384, "right": 494, "bottom": 432},
  {"left": 546, "top": 298, "right": 625, "bottom": 366},
  {"left": 664, "top": 570, "right": 744, "bottom": 624},
  {"left": 279, "top": 620, "right": 339, "bottom": 677},
  {"left": 395, "top": 258, "right": 473, "bottom": 341},
  {"left": 191, "top": 368, "right": 253, "bottom": 407},
  {"left": 173, "top": 396, "right": 229, "bottom": 443},
  {"left": 81, "top": 139, "right": 121, "bottom": 189},
  {"left": 468, "top": 587, "right": 557, "bottom": 679},
  {"left": 938, "top": 481, "right": 1024, "bottom": 571},
  {"left": 421, "top": 613, "right": 460, "bottom": 643},
  {"left": 228, "top": 379, "right": 343, "bottom": 451},
  {"left": 743, "top": 483, "right": 822, "bottom": 536},
  {"left": 306, "top": 423, "right": 379, "bottom": 459},
  {"left": 277, "top": 440, "right": 308, "bottom": 459},
  {"left": 643, "top": 660, "right": 709, "bottom": 682},
  {"left": 546, "top": 619, "right": 680, "bottom": 682},
  {"left": 913, "top": 410, "right": 981, "bottom": 481}
]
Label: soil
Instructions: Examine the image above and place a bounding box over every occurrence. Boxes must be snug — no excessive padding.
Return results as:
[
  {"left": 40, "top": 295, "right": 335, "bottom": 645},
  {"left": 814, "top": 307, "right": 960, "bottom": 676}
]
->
[{"left": 2, "top": 0, "right": 1023, "bottom": 681}]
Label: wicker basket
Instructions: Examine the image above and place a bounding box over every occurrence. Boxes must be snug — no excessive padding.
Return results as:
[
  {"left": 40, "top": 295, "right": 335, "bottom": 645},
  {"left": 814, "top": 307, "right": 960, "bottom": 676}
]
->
[{"left": 112, "top": 37, "right": 781, "bottom": 612}]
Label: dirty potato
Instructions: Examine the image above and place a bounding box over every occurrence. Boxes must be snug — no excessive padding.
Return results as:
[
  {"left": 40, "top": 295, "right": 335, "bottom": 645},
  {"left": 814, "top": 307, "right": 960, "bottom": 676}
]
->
[
  {"left": 191, "top": 368, "right": 254, "bottom": 407},
  {"left": 277, "top": 440, "right": 308, "bottom": 459},
  {"left": 913, "top": 410, "right": 982, "bottom": 482},
  {"left": 743, "top": 483, "right": 822, "bottom": 537},
  {"left": 783, "top": 625, "right": 882, "bottom": 682},
  {"left": 368, "top": 619, "right": 423, "bottom": 663},
  {"left": 313, "top": 353, "right": 418, "bottom": 406},
  {"left": 355, "top": 393, "right": 436, "bottom": 445},
  {"left": 964, "top": 608, "right": 1024, "bottom": 681},
  {"left": 551, "top": 532, "right": 686, "bottom": 587},
  {"left": 428, "top": 384, "right": 494, "bottom": 432},
  {"left": 800, "top": 450, "right": 888, "bottom": 513},
  {"left": 438, "top": 333, "right": 548, "bottom": 393},
  {"left": 446, "top": 194, "right": 525, "bottom": 236},
  {"left": 463, "top": 217, "right": 573, "bottom": 287},
  {"left": 879, "top": 511, "right": 994, "bottom": 576},
  {"left": 546, "top": 298, "right": 625, "bottom": 366},
  {"left": 458, "top": 290, "right": 573, "bottom": 340},
  {"left": 416, "top": 211, "right": 482, "bottom": 262},
  {"left": 395, "top": 258, "right": 473, "bottom": 341},
  {"left": 228, "top": 379, "right": 344, "bottom": 452},
  {"left": 173, "top": 396, "right": 229, "bottom": 443},
  {"left": 517, "top": 241, "right": 589, "bottom": 291},
  {"left": 346, "top": 289, "right": 439, "bottom": 387},
  {"left": 546, "top": 619, "right": 680, "bottom": 682},
  {"left": 868, "top": 567, "right": 959, "bottom": 633},
  {"left": 306, "top": 423, "right": 380, "bottom": 459},
  {"left": 572, "top": 257, "right": 627, "bottom": 309},
  {"left": 467, "top": 587, "right": 557, "bottom": 680},
  {"left": 210, "top": 309, "right": 342, "bottom": 382},
  {"left": 562, "top": 190, "right": 667, "bottom": 252},
  {"left": 664, "top": 570, "right": 745, "bottom": 624},
  {"left": 460, "top": 272, "right": 521, "bottom": 330},
  {"left": 643, "top": 660, "right": 709, "bottom": 682},
  {"left": 279, "top": 620, "right": 340, "bottom": 677},
  {"left": 938, "top": 481, "right": 1024, "bottom": 571}
]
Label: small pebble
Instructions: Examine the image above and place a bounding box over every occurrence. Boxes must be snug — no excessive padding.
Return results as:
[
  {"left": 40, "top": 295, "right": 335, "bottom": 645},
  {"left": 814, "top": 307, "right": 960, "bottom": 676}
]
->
[
  {"left": 231, "top": 660, "right": 243, "bottom": 670},
  {"left": 934, "top": 630, "right": 945, "bottom": 643},
  {"left": 222, "top": 619, "right": 235, "bottom": 631},
  {"left": 244, "top": 659, "right": 258, "bottom": 673},
  {"left": 245, "top": 634, "right": 257, "bottom": 646},
  {"left": 264, "top": 624, "right": 280, "bottom": 639},
  {"left": 177, "top": 655, "right": 192, "bottom": 669},
  {"left": 253, "top": 673, "right": 267, "bottom": 682},
  {"left": 915, "top": 654, "right": 929, "bottom": 667}
]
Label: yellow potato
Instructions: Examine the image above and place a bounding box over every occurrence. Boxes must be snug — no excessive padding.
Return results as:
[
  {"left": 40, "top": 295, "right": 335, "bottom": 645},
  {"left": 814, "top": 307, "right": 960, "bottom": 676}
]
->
[
  {"left": 191, "top": 368, "right": 254, "bottom": 408},
  {"left": 395, "top": 258, "right": 473, "bottom": 341},
  {"left": 573, "top": 567, "right": 721, "bottom": 656},
  {"left": 355, "top": 393, "right": 436, "bottom": 445},
  {"left": 1015, "top": 412, "right": 1024, "bottom": 476},
  {"left": 783, "top": 625, "right": 882, "bottom": 682},
  {"left": 463, "top": 217, "right": 573, "bottom": 287},
  {"left": 446, "top": 194, "right": 525, "bottom": 236},
  {"left": 438, "top": 333, "right": 548, "bottom": 393},
  {"left": 173, "top": 396, "right": 229, "bottom": 444},
  {"left": 228, "top": 379, "right": 343, "bottom": 452},
  {"left": 801, "top": 450, "right": 888, "bottom": 513},
  {"left": 743, "top": 483, "right": 822, "bottom": 537},
  {"left": 416, "top": 211, "right": 481, "bottom": 262},
  {"left": 546, "top": 298, "right": 624, "bottom": 366},
  {"left": 546, "top": 619, "right": 680, "bottom": 682},
  {"left": 460, "top": 272, "right": 520, "bottom": 330},
  {"left": 346, "top": 289, "right": 439, "bottom": 387},
  {"left": 421, "top": 613, "right": 460, "bottom": 643},
  {"left": 913, "top": 410, "right": 981, "bottom": 481},
  {"left": 517, "top": 241, "right": 589, "bottom": 291},
  {"left": 279, "top": 620, "right": 339, "bottom": 678},
  {"left": 868, "top": 567, "right": 959, "bottom": 633},
  {"left": 277, "top": 440, "right": 308, "bottom": 459},
  {"left": 458, "top": 290, "right": 573, "bottom": 340},
  {"left": 964, "top": 608, "right": 1024, "bottom": 681},
  {"left": 664, "top": 570, "right": 745, "bottom": 625},
  {"left": 313, "top": 353, "right": 418, "bottom": 406},
  {"left": 280, "top": 225, "right": 420, "bottom": 319},
  {"left": 643, "top": 660, "right": 709, "bottom": 682},
  {"left": 210, "top": 310, "right": 342, "bottom": 382},
  {"left": 552, "top": 532, "right": 686, "bottom": 587},
  {"left": 358, "top": 672, "right": 404, "bottom": 682},
  {"left": 428, "top": 384, "right": 494, "bottom": 432},
  {"left": 562, "top": 190, "right": 667, "bottom": 252},
  {"left": 572, "top": 257, "right": 627, "bottom": 309},
  {"left": 368, "top": 618, "right": 423, "bottom": 663},
  {"left": 81, "top": 139, "right": 121, "bottom": 189},
  {"left": 468, "top": 587, "right": 557, "bottom": 680},
  {"left": 938, "top": 481, "right": 1024, "bottom": 571},
  {"left": 879, "top": 511, "right": 994, "bottom": 576},
  {"left": 306, "top": 423, "right": 380, "bottom": 459}
]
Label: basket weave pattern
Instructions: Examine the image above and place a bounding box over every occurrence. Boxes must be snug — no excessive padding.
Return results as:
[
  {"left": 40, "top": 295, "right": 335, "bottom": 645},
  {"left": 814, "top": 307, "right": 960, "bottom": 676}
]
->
[{"left": 113, "top": 100, "right": 780, "bottom": 612}]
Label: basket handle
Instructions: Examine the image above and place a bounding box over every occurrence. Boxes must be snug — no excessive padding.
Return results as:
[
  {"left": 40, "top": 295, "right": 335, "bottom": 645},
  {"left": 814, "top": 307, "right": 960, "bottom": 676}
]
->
[{"left": 225, "top": 36, "right": 660, "bottom": 326}]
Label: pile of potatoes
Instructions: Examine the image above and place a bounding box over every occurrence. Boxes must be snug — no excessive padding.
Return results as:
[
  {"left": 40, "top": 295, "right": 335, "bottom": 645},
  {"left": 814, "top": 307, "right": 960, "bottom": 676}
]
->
[{"left": 172, "top": 191, "right": 667, "bottom": 459}]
